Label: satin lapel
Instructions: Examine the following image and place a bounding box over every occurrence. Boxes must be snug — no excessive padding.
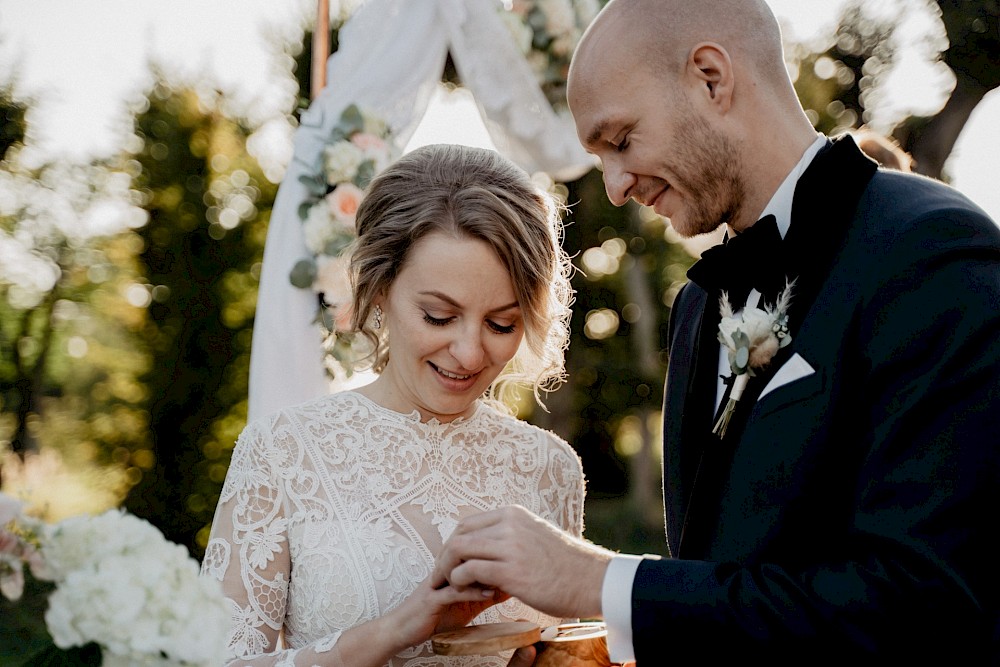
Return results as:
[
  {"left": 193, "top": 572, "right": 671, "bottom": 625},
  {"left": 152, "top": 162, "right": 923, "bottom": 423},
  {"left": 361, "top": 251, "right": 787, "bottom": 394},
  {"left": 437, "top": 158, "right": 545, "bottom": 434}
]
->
[
  {"left": 741, "top": 136, "right": 878, "bottom": 418},
  {"left": 782, "top": 136, "right": 878, "bottom": 339},
  {"left": 662, "top": 282, "right": 711, "bottom": 556}
]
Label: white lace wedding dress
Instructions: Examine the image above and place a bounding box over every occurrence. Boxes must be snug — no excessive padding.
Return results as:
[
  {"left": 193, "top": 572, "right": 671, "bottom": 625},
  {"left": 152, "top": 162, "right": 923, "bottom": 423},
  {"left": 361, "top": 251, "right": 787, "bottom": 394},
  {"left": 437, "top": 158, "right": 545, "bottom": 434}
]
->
[{"left": 201, "top": 390, "right": 585, "bottom": 666}]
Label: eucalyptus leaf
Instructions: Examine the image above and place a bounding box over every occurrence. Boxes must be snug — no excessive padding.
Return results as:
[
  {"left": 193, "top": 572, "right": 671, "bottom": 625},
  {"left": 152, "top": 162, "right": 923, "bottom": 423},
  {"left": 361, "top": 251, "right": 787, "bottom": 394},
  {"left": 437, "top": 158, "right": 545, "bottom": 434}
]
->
[
  {"left": 297, "top": 171, "right": 327, "bottom": 198},
  {"left": 318, "top": 301, "right": 336, "bottom": 331},
  {"left": 298, "top": 201, "right": 315, "bottom": 222},
  {"left": 289, "top": 259, "right": 318, "bottom": 289},
  {"left": 323, "top": 235, "right": 353, "bottom": 257},
  {"left": 735, "top": 346, "right": 750, "bottom": 370},
  {"left": 338, "top": 104, "right": 365, "bottom": 137},
  {"left": 354, "top": 160, "right": 375, "bottom": 189}
]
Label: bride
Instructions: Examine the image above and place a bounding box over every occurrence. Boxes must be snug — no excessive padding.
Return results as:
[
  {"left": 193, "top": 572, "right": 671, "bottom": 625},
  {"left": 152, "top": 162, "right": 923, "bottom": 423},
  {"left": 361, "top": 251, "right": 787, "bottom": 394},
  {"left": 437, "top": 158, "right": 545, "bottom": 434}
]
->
[{"left": 201, "top": 143, "right": 583, "bottom": 666}]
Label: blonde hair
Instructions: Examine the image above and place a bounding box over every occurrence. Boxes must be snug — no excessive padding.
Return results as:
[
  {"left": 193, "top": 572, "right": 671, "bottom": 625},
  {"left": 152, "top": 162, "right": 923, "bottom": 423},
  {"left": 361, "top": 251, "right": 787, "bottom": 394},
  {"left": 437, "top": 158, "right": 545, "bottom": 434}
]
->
[{"left": 349, "top": 144, "right": 574, "bottom": 409}]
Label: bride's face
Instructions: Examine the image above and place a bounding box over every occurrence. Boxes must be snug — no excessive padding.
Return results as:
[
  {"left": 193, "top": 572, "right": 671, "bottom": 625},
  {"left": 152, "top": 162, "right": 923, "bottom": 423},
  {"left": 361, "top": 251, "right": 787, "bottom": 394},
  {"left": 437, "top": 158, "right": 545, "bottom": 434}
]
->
[{"left": 373, "top": 231, "right": 524, "bottom": 422}]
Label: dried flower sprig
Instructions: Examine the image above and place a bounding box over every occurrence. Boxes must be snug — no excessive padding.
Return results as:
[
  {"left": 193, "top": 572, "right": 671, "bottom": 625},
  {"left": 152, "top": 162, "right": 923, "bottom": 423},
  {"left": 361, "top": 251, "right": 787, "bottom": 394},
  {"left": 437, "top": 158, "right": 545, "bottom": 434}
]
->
[{"left": 714, "top": 281, "right": 794, "bottom": 438}]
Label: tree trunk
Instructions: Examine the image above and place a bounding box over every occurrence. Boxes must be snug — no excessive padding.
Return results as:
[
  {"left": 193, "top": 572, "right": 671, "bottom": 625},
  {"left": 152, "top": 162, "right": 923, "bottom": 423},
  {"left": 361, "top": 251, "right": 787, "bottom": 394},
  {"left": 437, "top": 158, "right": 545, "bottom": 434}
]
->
[
  {"left": 903, "top": 76, "right": 988, "bottom": 180},
  {"left": 624, "top": 208, "right": 666, "bottom": 532}
]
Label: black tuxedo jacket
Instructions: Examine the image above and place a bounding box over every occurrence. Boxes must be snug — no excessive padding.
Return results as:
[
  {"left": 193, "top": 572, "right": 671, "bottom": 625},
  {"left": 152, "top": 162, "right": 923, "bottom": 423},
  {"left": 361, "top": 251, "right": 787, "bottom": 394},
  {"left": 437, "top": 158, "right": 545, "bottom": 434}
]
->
[{"left": 634, "top": 137, "right": 1000, "bottom": 662}]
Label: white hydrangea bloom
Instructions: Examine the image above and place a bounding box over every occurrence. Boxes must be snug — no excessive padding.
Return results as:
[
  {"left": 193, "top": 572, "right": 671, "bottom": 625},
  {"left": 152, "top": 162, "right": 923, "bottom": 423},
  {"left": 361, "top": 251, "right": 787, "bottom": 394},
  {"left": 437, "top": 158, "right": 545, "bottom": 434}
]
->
[
  {"left": 323, "top": 140, "right": 365, "bottom": 185},
  {"left": 40, "top": 509, "right": 230, "bottom": 666},
  {"left": 539, "top": 0, "right": 577, "bottom": 36},
  {"left": 303, "top": 203, "right": 337, "bottom": 256}
]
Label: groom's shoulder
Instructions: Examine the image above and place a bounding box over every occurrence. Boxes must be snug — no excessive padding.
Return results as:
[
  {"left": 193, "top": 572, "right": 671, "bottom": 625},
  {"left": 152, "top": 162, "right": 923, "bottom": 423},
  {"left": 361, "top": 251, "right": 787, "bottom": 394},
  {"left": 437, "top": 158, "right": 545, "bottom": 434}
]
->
[{"left": 854, "top": 169, "right": 1000, "bottom": 249}]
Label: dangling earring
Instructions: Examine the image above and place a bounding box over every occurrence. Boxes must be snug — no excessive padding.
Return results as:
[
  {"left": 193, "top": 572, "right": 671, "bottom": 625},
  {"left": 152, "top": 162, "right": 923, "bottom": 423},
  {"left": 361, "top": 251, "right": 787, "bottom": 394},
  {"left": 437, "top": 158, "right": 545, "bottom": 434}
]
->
[{"left": 373, "top": 304, "right": 383, "bottom": 330}]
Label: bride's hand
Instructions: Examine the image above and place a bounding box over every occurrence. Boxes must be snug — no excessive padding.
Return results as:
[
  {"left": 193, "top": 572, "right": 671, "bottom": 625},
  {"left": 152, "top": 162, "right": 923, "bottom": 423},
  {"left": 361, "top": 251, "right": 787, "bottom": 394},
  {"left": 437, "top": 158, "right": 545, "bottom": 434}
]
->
[{"left": 383, "top": 573, "right": 506, "bottom": 653}]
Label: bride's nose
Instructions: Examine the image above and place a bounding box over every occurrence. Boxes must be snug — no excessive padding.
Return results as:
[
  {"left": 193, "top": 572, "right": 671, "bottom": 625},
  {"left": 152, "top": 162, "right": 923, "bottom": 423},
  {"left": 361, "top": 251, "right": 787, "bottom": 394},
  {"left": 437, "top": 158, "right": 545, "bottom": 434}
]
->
[{"left": 448, "top": 326, "right": 485, "bottom": 370}]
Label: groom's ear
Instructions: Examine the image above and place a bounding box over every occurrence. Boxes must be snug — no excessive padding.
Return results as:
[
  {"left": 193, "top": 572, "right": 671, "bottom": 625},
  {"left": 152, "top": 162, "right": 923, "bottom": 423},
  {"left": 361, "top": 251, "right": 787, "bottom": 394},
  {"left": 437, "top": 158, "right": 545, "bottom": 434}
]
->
[{"left": 686, "top": 42, "right": 734, "bottom": 114}]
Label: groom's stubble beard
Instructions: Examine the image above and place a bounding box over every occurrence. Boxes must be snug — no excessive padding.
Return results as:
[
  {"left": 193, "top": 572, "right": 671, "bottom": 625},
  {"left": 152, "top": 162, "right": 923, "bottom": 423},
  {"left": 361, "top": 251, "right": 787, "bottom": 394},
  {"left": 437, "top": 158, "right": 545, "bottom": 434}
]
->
[{"left": 663, "top": 109, "right": 747, "bottom": 238}]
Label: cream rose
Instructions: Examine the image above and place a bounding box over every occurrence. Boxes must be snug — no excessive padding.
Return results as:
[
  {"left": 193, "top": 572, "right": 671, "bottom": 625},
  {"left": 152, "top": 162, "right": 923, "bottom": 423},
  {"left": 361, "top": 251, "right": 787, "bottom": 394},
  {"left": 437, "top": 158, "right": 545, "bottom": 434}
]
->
[{"left": 323, "top": 141, "right": 365, "bottom": 185}]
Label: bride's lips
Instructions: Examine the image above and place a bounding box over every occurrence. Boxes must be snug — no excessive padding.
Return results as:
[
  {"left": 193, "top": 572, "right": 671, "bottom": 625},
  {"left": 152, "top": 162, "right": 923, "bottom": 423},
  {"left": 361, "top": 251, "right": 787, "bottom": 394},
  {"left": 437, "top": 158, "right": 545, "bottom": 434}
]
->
[{"left": 429, "top": 362, "right": 479, "bottom": 389}]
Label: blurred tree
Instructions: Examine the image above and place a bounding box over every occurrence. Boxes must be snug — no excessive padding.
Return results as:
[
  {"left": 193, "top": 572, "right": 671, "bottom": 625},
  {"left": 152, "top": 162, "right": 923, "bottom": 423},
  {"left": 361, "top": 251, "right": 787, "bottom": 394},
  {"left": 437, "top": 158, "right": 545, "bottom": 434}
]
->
[
  {"left": 1, "top": 85, "right": 27, "bottom": 161},
  {"left": 790, "top": 0, "right": 1000, "bottom": 179},
  {"left": 1, "top": 84, "right": 152, "bottom": 515},
  {"left": 527, "top": 171, "right": 693, "bottom": 554},
  {"left": 121, "top": 79, "right": 275, "bottom": 555},
  {"left": 898, "top": 0, "right": 1000, "bottom": 178},
  {"left": 790, "top": 3, "right": 898, "bottom": 136}
]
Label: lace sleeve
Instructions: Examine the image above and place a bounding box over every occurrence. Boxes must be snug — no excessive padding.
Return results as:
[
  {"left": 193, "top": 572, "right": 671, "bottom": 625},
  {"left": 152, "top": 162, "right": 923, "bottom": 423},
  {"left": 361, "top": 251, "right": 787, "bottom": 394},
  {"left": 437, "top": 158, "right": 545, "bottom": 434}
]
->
[
  {"left": 201, "top": 417, "right": 346, "bottom": 666},
  {"left": 540, "top": 433, "right": 586, "bottom": 539}
]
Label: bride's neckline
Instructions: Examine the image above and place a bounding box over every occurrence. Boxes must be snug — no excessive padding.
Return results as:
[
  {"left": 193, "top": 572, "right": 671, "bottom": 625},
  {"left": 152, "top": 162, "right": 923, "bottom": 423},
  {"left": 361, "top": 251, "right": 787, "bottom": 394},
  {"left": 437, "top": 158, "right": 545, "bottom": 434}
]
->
[{"left": 340, "top": 389, "right": 485, "bottom": 427}]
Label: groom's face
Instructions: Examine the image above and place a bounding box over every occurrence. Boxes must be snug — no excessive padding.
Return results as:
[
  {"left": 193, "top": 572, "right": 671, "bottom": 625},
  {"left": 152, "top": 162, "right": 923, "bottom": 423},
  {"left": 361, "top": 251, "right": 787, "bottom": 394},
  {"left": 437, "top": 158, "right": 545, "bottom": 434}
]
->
[{"left": 569, "top": 50, "right": 746, "bottom": 237}]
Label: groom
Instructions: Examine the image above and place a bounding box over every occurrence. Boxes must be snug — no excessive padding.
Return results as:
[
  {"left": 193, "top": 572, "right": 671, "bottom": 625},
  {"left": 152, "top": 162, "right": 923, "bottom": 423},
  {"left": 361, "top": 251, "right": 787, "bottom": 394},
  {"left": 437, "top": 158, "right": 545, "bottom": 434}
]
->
[{"left": 435, "top": 0, "right": 1000, "bottom": 662}]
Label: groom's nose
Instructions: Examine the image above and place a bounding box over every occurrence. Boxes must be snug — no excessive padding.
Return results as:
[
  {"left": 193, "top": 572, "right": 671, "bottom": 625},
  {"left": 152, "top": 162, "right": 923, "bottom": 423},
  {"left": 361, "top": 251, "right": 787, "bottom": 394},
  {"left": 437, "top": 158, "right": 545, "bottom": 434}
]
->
[{"left": 601, "top": 160, "right": 636, "bottom": 207}]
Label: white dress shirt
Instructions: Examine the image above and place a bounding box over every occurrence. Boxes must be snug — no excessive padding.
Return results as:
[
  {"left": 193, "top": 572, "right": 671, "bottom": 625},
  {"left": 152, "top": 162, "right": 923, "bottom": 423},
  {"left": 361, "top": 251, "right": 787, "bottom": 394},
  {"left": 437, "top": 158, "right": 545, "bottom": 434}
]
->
[{"left": 600, "top": 135, "right": 825, "bottom": 664}]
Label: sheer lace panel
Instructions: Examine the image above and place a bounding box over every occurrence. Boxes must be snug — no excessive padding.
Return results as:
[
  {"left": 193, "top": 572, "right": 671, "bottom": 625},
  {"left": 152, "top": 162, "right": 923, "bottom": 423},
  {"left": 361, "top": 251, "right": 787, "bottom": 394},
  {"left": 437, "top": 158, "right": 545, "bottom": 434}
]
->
[{"left": 202, "top": 391, "right": 585, "bottom": 666}]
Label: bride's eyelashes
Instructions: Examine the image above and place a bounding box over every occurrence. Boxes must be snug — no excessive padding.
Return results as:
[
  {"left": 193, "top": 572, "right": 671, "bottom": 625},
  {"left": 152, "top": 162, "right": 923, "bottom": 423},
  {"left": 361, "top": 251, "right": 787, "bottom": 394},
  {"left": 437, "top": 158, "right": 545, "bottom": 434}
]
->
[
  {"left": 487, "top": 321, "right": 517, "bottom": 335},
  {"left": 421, "top": 312, "right": 518, "bottom": 335},
  {"left": 422, "top": 312, "right": 453, "bottom": 327}
]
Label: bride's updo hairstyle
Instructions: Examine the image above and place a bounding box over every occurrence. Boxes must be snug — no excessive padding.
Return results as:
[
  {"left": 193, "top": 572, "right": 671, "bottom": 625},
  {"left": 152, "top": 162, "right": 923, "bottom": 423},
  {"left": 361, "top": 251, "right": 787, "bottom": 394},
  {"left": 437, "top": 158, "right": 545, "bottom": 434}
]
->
[{"left": 349, "top": 143, "right": 573, "bottom": 409}]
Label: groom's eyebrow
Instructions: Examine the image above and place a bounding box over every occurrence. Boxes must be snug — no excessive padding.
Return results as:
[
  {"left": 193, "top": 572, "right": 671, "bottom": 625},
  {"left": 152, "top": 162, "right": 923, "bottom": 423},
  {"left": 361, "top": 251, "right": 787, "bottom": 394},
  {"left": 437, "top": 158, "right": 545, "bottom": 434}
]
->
[{"left": 584, "top": 119, "right": 611, "bottom": 148}]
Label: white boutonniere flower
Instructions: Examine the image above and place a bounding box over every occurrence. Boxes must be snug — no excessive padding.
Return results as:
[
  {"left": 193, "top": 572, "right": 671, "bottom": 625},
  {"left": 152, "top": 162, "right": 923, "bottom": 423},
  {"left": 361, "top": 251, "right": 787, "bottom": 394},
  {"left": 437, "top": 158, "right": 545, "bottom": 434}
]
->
[{"left": 714, "top": 281, "right": 794, "bottom": 438}]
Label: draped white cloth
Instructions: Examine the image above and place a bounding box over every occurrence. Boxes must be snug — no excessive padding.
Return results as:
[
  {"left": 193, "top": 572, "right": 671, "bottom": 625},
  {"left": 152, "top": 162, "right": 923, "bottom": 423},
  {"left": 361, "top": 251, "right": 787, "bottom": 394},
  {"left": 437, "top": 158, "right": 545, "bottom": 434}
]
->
[{"left": 248, "top": 0, "right": 592, "bottom": 422}]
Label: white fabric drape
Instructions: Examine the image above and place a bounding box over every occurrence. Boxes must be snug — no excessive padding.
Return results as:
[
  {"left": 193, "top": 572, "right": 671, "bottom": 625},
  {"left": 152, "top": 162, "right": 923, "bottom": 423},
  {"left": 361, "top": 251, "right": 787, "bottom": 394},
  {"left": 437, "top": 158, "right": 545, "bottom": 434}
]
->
[{"left": 248, "top": 0, "right": 592, "bottom": 423}]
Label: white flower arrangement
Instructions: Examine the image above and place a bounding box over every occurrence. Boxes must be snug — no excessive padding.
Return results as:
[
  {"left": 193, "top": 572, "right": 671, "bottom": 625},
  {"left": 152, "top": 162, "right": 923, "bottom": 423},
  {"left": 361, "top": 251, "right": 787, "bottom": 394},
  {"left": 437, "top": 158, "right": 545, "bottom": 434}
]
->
[
  {"left": 500, "top": 0, "right": 601, "bottom": 110},
  {"left": 1, "top": 494, "right": 230, "bottom": 666},
  {"left": 714, "top": 282, "right": 794, "bottom": 438},
  {"left": 290, "top": 104, "right": 396, "bottom": 378}
]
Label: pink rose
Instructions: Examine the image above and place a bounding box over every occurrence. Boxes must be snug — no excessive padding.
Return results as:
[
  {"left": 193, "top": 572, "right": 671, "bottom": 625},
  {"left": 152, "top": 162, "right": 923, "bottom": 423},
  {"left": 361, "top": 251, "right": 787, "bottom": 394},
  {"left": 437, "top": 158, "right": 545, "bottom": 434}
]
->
[
  {"left": 350, "top": 133, "right": 386, "bottom": 153},
  {"left": 325, "top": 183, "right": 364, "bottom": 227},
  {"left": 0, "top": 493, "right": 23, "bottom": 526}
]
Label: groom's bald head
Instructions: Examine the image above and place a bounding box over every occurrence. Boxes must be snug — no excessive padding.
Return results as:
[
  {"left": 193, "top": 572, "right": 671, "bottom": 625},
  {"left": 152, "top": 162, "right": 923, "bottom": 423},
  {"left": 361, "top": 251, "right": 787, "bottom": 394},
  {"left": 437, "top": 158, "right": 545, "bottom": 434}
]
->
[
  {"left": 568, "top": 0, "right": 788, "bottom": 99},
  {"left": 566, "top": 0, "right": 819, "bottom": 235}
]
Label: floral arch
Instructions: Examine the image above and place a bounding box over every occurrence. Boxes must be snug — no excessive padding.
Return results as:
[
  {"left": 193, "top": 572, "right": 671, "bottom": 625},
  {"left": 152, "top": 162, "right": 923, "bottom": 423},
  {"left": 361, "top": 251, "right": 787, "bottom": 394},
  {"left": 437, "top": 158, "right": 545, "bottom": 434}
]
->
[{"left": 248, "top": 0, "right": 597, "bottom": 422}]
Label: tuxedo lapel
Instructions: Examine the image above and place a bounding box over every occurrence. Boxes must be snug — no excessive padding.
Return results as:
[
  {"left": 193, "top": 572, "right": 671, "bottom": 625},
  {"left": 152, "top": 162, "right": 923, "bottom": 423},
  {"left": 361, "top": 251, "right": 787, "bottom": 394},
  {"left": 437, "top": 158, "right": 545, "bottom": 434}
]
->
[
  {"left": 780, "top": 137, "right": 878, "bottom": 344},
  {"left": 742, "top": 136, "right": 878, "bottom": 419},
  {"left": 669, "top": 136, "right": 879, "bottom": 559},
  {"left": 662, "top": 282, "right": 717, "bottom": 557}
]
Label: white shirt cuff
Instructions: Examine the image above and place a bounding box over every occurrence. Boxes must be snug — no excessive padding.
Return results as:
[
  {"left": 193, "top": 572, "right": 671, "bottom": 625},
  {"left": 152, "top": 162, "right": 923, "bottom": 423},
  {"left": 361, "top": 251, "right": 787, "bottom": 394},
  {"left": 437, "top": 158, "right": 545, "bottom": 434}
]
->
[{"left": 601, "top": 554, "right": 643, "bottom": 664}]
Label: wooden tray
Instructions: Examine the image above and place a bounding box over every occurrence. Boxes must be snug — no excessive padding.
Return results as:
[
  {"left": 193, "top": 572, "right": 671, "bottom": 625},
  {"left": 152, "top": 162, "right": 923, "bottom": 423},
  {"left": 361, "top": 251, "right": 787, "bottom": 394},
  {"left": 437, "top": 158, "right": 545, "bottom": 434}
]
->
[
  {"left": 431, "top": 621, "right": 611, "bottom": 666},
  {"left": 431, "top": 621, "right": 541, "bottom": 656}
]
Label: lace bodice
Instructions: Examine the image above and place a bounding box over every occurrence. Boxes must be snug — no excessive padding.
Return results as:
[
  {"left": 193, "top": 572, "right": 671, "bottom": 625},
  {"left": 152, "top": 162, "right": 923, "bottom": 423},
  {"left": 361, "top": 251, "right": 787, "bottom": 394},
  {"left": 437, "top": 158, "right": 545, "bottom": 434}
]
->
[{"left": 202, "top": 391, "right": 585, "bottom": 666}]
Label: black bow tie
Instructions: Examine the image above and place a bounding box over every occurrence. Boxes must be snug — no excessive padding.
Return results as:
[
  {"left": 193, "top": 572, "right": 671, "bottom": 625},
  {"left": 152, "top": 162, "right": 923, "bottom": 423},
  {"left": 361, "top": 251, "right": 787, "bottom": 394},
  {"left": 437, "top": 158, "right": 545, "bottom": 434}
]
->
[{"left": 686, "top": 215, "right": 789, "bottom": 307}]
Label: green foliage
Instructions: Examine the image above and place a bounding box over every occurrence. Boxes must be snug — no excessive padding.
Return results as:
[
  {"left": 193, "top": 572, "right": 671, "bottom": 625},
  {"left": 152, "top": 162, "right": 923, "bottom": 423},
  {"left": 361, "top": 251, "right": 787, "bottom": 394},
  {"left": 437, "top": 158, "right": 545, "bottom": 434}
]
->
[
  {"left": 0, "top": 85, "right": 27, "bottom": 162},
  {"left": 790, "top": 2, "right": 899, "bottom": 135},
  {"left": 0, "top": 570, "right": 102, "bottom": 666},
  {"left": 121, "top": 80, "right": 275, "bottom": 556},
  {"left": 1, "top": 89, "right": 152, "bottom": 514}
]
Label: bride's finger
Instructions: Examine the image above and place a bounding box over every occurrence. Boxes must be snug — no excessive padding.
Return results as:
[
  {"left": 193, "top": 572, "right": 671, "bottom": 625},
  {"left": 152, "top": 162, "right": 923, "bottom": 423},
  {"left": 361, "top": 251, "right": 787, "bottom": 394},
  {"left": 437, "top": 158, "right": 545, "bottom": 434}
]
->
[{"left": 447, "top": 557, "right": 509, "bottom": 591}]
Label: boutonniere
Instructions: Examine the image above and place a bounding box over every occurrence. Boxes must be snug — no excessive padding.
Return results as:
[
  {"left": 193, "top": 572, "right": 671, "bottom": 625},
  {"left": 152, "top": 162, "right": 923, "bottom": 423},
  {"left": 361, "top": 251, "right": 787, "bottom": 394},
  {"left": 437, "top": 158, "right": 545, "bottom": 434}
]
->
[{"left": 714, "top": 281, "right": 795, "bottom": 438}]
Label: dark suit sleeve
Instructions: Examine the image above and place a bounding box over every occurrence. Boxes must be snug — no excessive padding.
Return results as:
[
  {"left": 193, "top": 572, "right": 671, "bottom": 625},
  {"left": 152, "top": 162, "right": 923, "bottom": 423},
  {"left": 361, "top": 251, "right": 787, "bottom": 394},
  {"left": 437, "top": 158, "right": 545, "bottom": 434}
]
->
[{"left": 634, "top": 206, "right": 1000, "bottom": 660}]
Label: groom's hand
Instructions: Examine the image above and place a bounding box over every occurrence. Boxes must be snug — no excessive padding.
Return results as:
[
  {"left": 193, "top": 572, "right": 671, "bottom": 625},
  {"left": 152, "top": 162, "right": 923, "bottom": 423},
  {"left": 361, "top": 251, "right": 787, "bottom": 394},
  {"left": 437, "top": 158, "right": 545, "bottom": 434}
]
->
[{"left": 433, "top": 505, "right": 613, "bottom": 619}]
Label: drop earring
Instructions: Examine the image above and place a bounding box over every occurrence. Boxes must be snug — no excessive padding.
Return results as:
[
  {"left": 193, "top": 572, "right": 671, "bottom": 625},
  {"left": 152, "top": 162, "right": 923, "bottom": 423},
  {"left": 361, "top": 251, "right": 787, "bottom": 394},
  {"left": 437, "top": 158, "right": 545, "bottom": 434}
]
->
[{"left": 373, "top": 305, "right": 383, "bottom": 330}]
